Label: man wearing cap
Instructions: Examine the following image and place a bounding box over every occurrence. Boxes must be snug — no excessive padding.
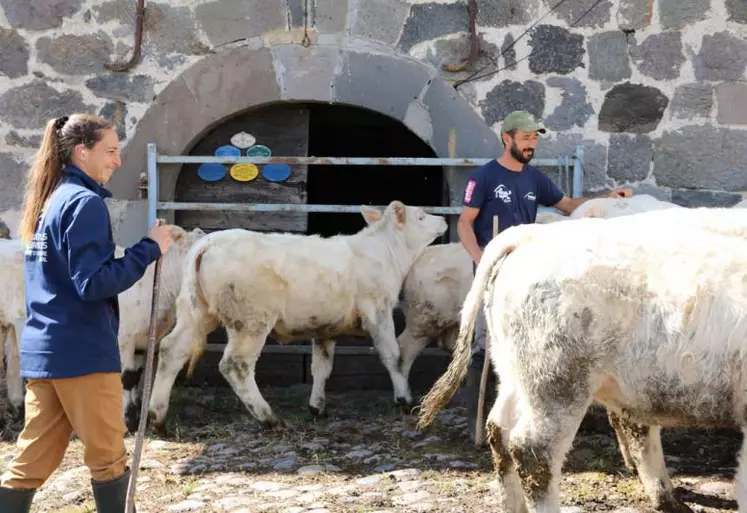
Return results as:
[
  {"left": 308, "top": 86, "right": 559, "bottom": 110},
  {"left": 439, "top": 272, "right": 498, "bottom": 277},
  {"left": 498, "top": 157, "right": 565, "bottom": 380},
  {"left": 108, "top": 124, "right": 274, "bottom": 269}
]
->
[{"left": 458, "top": 110, "right": 631, "bottom": 444}]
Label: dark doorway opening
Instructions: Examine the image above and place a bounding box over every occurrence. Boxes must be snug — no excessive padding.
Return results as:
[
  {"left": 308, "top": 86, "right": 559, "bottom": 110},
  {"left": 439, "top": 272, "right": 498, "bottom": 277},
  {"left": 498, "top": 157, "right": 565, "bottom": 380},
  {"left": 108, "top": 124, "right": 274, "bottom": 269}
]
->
[{"left": 304, "top": 103, "right": 448, "bottom": 241}]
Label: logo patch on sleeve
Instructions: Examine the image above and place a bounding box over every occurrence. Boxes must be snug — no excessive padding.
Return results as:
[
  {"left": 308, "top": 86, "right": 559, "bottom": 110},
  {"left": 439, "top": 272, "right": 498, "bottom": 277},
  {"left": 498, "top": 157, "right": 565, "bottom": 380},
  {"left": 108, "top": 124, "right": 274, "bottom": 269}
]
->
[{"left": 464, "top": 180, "right": 476, "bottom": 202}]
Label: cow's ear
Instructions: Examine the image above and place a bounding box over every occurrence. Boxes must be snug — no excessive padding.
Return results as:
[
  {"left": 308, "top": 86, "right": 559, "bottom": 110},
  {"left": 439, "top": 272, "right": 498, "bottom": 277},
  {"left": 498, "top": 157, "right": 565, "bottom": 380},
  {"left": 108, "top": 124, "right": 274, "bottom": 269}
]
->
[
  {"left": 361, "top": 205, "right": 382, "bottom": 225},
  {"left": 392, "top": 201, "right": 406, "bottom": 226}
]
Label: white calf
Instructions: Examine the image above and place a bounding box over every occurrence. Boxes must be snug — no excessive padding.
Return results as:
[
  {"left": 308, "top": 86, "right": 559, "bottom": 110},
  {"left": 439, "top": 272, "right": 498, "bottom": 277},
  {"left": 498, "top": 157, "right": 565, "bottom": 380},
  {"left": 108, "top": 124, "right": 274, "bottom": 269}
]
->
[
  {"left": 418, "top": 210, "right": 747, "bottom": 513},
  {"left": 397, "top": 243, "right": 473, "bottom": 381},
  {"left": 147, "top": 201, "right": 448, "bottom": 431}
]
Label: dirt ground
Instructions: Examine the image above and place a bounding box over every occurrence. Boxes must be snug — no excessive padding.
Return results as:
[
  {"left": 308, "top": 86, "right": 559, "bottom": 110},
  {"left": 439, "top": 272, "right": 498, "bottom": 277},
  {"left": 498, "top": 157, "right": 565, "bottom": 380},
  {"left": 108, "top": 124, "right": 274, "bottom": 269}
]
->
[{"left": 0, "top": 384, "right": 741, "bottom": 513}]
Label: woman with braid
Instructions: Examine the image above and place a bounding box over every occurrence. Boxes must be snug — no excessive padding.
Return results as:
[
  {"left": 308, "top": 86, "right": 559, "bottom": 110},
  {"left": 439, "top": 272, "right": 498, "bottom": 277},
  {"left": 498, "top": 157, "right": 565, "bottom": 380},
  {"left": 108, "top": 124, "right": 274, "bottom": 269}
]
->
[{"left": 0, "top": 113, "right": 173, "bottom": 512}]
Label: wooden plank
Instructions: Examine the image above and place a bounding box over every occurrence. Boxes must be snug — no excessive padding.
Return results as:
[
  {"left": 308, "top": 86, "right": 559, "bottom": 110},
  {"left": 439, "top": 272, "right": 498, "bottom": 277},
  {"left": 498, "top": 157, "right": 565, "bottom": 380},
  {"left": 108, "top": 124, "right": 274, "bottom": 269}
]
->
[{"left": 174, "top": 104, "right": 310, "bottom": 233}]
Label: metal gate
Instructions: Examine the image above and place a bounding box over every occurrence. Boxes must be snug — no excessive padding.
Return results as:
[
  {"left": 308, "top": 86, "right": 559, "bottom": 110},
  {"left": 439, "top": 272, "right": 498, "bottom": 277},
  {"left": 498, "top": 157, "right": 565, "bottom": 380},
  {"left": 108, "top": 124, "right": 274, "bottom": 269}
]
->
[{"left": 144, "top": 142, "right": 584, "bottom": 357}]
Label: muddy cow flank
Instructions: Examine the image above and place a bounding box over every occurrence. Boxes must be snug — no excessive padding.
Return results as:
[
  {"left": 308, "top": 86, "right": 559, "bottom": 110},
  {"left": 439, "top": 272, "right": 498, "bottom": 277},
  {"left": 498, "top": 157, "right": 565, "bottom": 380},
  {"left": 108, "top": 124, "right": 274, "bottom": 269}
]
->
[
  {"left": 147, "top": 201, "right": 448, "bottom": 432},
  {"left": 0, "top": 226, "right": 206, "bottom": 432},
  {"left": 418, "top": 208, "right": 747, "bottom": 513}
]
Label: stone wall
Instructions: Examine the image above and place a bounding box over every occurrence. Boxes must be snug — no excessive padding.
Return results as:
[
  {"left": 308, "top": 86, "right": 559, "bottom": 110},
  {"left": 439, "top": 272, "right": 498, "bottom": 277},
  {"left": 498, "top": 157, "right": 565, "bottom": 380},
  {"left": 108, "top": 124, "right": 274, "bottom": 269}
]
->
[{"left": 1, "top": 0, "right": 746, "bottom": 243}]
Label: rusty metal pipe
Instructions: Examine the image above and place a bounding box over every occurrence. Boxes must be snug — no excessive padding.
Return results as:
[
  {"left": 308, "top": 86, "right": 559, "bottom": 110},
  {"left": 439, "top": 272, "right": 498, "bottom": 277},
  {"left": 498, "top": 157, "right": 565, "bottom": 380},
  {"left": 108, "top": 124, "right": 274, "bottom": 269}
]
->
[
  {"left": 443, "top": 0, "right": 478, "bottom": 72},
  {"left": 105, "top": 0, "right": 146, "bottom": 72}
]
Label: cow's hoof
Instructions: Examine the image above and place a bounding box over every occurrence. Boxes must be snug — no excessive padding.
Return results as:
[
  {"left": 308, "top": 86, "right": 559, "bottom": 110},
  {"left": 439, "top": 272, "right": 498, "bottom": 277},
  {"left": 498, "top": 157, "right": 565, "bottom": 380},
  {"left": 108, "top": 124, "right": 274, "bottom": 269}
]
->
[
  {"left": 125, "top": 404, "right": 141, "bottom": 434},
  {"left": 10, "top": 404, "right": 24, "bottom": 423},
  {"left": 657, "top": 495, "right": 695, "bottom": 513},
  {"left": 262, "top": 417, "right": 288, "bottom": 433},
  {"left": 308, "top": 405, "right": 327, "bottom": 418},
  {"left": 146, "top": 411, "right": 170, "bottom": 438},
  {"left": 395, "top": 397, "right": 416, "bottom": 414}
]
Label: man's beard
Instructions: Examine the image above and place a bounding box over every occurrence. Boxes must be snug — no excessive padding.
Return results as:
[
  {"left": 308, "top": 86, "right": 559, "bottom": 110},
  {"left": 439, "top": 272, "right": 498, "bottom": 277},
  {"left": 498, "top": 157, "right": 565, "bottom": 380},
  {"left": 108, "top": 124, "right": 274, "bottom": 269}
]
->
[{"left": 510, "top": 143, "right": 534, "bottom": 164}]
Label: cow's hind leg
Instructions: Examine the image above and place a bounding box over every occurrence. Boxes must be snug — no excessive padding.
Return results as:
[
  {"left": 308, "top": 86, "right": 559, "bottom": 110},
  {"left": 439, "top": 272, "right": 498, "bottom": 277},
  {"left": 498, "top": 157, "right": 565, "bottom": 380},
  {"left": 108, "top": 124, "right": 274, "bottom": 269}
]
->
[
  {"left": 309, "top": 338, "right": 335, "bottom": 417},
  {"left": 121, "top": 348, "right": 145, "bottom": 434},
  {"left": 607, "top": 410, "right": 637, "bottom": 473},
  {"left": 219, "top": 325, "right": 285, "bottom": 431},
  {"left": 485, "top": 382, "right": 528, "bottom": 513},
  {"left": 608, "top": 412, "right": 693, "bottom": 513},
  {"left": 148, "top": 300, "right": 217, "bottom": 435},
  {"left": 508, "top": 394, "right": 593, "bottom": 512},
  {"left": 365, "top": 313, "right": 412, "bottom": 410},
  {"left": 397, "top": 326, "right": 430, "bottom": 385}
]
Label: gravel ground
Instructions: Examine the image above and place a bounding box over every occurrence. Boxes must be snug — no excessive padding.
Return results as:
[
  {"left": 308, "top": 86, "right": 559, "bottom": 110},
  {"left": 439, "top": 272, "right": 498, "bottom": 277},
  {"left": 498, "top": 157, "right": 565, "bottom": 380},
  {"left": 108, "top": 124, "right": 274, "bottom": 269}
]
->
[{"left": 0, "top": 384, "right": 741, "bottom": 512}]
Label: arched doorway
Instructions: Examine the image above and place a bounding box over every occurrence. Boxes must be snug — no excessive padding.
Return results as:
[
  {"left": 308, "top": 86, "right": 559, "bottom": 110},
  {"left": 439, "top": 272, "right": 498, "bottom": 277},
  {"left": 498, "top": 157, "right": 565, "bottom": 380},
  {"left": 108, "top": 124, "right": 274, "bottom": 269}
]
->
[{"left": 173, "top": 101, "right": 448, "bottom": 241}]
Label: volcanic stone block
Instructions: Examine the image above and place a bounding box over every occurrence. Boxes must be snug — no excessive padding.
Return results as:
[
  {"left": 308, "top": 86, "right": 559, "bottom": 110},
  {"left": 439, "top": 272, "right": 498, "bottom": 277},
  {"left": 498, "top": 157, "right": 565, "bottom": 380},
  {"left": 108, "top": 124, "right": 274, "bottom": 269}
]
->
[
  {"left": 693, "top": 31, "right": 747, "bottom": 81},
  {"left": 316, "top": 0, "right": 348, "bottom": 32},
  {"left": 670, "top": 83, "right": 712, "bottom": 119},
  {"left": 476, "top": 0, "right": 537, "bottom": 27},
  {"left": 85, "top": 75, "right": 156, "bottom": 103},
  {"left": 0, "top": 0, "right": 83, "bottom": 30},
  {"left": 480, "top": 80, "right": 545, "bottom": 128},
  {"left": 544, "top": 77, "right": 593, "bottom": 131},
  {"left": 658, "top": 0, "right": 709, "bottom": 29},
  {"left": 0, "top": 153, "right": 27, "bottom": 208},
  {"left": 617, "top": 0, "right": 653, "bottom": 29},
  {"left": 542, "top": 0, "right": 611, "bottom": 27},
  {"left": 99, "top": 101, "right": 128, "bottom": 141},
  {"left": 715, "top": 82, "right": 747, "bottom": 125},
  {"left": 528, "top": 25, "right": 584, "bottom": 75},
  {"left": 0, "top": 28, "right": 29, "bottom": 79},
  {"left": 726, "top": 0, "right": 747, "bottom": 23},
  {"left": 598, "top": 83, "right": 668, "bottom": 133},
  {"left": 671, "top": 189, "right": 743, "bottom": 208},
  {"left": 195, "top": 0, "right": 284, "bottom": 48},
  {"left": 534, "top": 134, "right": 608, "bottom": 192},
  {"left": 0, "top": 81, "right": 94, "bottom": 130},
  {"left": 630, "top": 32, "right": 684, "bottom": 80},
  {"left": 587, "top": 31, "right": 631, "bottom": 82},
  {"left": 352, "top": 0, "right": 409, "bottom": 45},
  {"left": 5, "top": 132, "right": 42, "bottom": 148},
  {"left": 398, "top": 3, "right": 469, "bottom": 52},
  {"left": 653, "top": 125, "right": 747, "bottom": 191},
  {"left": 334, "top": 51, "right": 430, "bottom": 121},
  {"left": 607, "top": 134, "right": 653, "bottom": 183},
  {"left": 36, "top": 33, "right": 114, "bottom": 76}
]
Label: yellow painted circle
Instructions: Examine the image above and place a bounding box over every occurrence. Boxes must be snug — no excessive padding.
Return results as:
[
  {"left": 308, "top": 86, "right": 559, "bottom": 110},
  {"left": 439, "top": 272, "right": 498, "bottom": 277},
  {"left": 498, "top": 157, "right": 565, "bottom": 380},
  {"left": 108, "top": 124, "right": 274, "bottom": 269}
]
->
[{"left": 230, "top": 163, "right": 259, "bottom": 182}]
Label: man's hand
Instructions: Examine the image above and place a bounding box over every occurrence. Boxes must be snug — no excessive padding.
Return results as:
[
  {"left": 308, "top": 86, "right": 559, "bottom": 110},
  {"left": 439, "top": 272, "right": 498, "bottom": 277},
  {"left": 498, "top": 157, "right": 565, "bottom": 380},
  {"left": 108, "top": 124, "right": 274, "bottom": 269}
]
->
[{"left": 608, "top": 187, "right": 633, "bottom": 198}]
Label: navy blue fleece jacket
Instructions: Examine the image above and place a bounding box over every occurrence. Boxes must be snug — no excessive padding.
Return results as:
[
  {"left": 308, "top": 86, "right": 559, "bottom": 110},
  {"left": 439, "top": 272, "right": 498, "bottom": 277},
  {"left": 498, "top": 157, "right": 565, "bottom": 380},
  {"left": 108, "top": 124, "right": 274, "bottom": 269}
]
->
[{"left": 20, "top": 165, "right": 162, "bottom": 379}]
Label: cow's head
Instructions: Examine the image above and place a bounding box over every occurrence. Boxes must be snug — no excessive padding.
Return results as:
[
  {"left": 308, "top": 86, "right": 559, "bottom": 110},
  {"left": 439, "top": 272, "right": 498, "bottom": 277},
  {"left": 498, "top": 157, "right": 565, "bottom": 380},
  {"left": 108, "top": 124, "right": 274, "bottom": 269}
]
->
[{"left": 361, "top": 201, "right": 447, "bottom": 253}]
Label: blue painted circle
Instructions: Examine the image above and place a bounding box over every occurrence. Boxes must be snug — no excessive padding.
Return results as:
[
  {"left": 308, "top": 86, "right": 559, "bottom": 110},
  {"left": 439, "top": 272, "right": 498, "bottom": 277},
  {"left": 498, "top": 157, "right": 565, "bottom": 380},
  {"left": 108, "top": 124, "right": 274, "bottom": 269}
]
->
[
  {"left": 214, "top": 145, "right": 241, "bottom": 157},
  {"left": 246, "top": 144, "right": 272, "bottom": 157},
  {"left": 197, "top": 163, "right": 227, "bottom": 182},
  {"left": 262, "top": 163, "right": 291, "bottom": 182}
]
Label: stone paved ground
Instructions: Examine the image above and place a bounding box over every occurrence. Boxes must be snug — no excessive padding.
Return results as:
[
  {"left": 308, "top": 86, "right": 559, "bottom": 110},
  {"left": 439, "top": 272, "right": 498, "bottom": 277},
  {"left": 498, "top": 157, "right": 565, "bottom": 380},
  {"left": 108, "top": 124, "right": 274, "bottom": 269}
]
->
[{"left": 0, "top": 385, "right": 741, "bottom": 512}]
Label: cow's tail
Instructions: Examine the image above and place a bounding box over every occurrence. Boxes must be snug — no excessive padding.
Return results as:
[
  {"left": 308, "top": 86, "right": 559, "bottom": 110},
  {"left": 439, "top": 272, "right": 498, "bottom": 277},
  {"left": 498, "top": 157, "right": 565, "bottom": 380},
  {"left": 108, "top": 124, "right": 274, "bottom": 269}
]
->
[
  {"left": 416, "top": 228, "right": 523, "bottom": 430},
  {"left": 183, "top": 240, "right": 213, "bottom": 378}
]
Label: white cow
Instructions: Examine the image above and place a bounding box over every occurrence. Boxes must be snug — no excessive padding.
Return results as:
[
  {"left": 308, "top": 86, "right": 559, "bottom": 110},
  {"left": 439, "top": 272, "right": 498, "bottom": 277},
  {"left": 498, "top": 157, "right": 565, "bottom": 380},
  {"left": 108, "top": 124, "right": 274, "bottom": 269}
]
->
[
  {"left": 0, "top": 226, "right": 206, "bottom": 432},
  {"left": 417, "top": 208, "right": 747, "bottom": 513},
  {"left": 397, "top": 242, "right": 473, "bottom": 381},
  {"left": 397, "top": 194, "right": 681, "bottom": 384},
  {"left": 146, "top": 201, "right": 448, "bottom": 432}
]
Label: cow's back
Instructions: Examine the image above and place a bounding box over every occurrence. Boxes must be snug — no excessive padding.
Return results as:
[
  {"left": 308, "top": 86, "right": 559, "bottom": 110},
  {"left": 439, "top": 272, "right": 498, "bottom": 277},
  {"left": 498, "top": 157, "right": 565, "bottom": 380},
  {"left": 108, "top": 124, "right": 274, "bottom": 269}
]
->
[{"left": 489, "top": 220, "right": 747, "bottom": 428}]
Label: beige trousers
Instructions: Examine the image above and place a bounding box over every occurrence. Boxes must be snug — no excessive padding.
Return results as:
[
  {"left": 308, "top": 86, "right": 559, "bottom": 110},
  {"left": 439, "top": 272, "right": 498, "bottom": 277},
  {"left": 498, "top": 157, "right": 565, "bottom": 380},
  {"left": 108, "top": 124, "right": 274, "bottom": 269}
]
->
[{"left": 1, "top": 372, "right": 129, "bottom": 489}]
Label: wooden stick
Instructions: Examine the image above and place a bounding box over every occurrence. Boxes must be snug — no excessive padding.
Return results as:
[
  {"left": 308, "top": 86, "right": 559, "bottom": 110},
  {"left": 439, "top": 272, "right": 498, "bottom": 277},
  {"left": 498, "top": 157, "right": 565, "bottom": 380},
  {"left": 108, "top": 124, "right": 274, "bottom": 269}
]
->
[
  {"left": 125, "top": 256, "right": 163, "bottom": 513},
  {"left": 475, "top": 215, "right": 498, "bottom": 447}
]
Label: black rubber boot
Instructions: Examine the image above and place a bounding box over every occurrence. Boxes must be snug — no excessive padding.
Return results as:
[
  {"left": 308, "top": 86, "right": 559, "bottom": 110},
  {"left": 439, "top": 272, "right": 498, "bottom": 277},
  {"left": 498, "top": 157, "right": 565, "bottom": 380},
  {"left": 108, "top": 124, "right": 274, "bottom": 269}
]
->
[
  {"left": 466, "top": 349, "right": 485, "bottom": 446},
  {"left": 0, "top": 485, "right": 36, "bottom": 512},
  {"left": 91, "top": 467, "right": 134, "bottom": 513}
]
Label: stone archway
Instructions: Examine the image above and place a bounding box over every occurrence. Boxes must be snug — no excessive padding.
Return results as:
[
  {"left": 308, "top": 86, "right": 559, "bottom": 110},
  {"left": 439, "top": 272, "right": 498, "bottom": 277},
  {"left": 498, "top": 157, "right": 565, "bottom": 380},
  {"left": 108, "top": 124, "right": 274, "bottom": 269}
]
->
[{"left": 110, "top": 42, "right": 501, "bottom": 207}]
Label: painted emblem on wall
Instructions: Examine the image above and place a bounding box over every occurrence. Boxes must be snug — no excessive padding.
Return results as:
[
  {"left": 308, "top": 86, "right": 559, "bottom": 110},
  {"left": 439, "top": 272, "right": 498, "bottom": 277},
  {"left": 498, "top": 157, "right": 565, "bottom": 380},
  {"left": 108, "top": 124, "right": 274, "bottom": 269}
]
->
[{"left": 230, "top": 131, "right": 256, "bottom": 149}]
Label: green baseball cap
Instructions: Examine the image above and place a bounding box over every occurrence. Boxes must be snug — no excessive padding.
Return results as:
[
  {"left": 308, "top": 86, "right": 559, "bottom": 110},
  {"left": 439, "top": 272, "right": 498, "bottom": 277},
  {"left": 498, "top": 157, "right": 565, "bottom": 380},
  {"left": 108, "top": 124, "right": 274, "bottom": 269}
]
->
[{"left": 501, "top": 110, "right": 546, "bottom": 134}]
